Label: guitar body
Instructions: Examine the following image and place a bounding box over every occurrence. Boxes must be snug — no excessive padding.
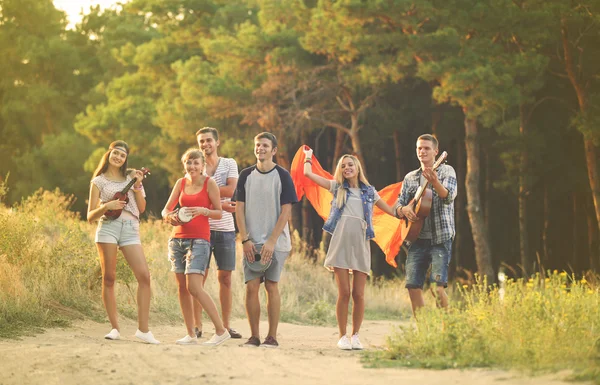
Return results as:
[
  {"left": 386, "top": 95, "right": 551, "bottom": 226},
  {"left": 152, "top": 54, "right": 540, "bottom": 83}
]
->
[
  {"left": 104, "top": 192, "right": 131, "bottom": 219},
  {"left": 400, "top": 187, "right": 433, "bottom": 243}
]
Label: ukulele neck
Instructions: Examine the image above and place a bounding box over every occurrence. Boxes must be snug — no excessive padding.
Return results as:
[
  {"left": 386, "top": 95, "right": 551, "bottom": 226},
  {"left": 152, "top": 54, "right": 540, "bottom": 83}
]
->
[{"left": 120, "top": 177, "right": 137, "bottom": 194}]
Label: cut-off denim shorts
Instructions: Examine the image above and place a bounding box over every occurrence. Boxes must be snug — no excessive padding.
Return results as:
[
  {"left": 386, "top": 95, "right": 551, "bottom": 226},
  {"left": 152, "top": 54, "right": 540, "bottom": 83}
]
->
[
  {"left": 208, "top": 230, "right": 236, "bottom": 271},
  {"left": 95, "top": 217, "right": 141, "bottom": 247},
  {"left": 168, "top": 238, "right": 210, "bottom": 275},
  {"left": 405, "top": 238, "right": 453, "bottom": 289}
]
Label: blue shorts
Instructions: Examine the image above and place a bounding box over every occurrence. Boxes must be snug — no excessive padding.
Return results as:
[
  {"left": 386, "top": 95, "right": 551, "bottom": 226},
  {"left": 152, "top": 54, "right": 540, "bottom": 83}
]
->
[
  {"left": 168, "top": 238, "right": 210, "bottom": 275},
  {"left": 95, "top": 217, "right": 141, "bottom": 247},
  {"left": 405, "top": 238, "right": 453, "bottom": 289},
  {"left": 208, "top": 231, "right": 236, "bottom": 271}
]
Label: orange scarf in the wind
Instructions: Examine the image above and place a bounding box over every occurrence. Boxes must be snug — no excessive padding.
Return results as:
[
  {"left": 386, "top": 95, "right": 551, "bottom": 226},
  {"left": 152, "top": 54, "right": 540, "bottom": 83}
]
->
[{"left": 290, "top": 146, "right": 404, "bottom": 267}]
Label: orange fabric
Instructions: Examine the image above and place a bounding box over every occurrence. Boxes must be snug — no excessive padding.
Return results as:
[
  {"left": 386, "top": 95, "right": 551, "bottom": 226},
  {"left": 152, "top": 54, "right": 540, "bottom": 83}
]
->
[{"left": 291, "top": 146, "right": 404, "bottom": 267}]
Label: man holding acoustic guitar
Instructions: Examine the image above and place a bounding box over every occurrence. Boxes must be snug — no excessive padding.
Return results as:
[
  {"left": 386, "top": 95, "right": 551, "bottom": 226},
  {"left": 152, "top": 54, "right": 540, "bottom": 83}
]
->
[{"left": 394, "top": 134, "right": 457, "bottom": 315}]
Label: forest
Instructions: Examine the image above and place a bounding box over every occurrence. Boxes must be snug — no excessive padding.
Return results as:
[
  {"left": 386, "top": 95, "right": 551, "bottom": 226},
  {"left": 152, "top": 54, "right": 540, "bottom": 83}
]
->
[{"left": 2, "top": 0, "right": 599, "bottom": 280}]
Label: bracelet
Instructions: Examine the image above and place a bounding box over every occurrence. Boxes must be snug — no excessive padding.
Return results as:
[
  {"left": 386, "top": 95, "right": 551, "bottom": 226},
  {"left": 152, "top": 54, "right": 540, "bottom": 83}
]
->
[
  {"left": 132, "top": 185, "right": 143, "bottom": 191},
  {"left": 304, "top": 159, "right": 312, "bottom": 164},
  {"left": 242, "top": 238, "right": 251, "bottom": 244},
  {"left": 395, "top": 205, "right": 404, "bottom": 219}
]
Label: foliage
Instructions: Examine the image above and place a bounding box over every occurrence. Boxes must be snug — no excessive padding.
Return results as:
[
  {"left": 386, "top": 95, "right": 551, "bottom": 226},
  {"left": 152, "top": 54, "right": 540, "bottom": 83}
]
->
[{"left": 364, "top": 272, "right": 600, "bottom": 382}]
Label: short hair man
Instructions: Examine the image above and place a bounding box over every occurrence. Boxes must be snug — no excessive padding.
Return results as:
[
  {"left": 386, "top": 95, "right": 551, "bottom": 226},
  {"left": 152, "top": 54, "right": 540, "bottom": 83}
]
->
[
  {"left": 235, "top": 132, "right": 298, "bottom": 348},
  {"left": 394, "top": 134, "right": 457, "bottom": 315},
  {"left": 193, "top": 127, "right": 242, "bottom": 339}
]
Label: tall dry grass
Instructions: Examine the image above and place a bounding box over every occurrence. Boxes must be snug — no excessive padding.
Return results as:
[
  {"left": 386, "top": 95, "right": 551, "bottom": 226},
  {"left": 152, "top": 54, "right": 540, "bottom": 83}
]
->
[{"left": 0, "top": 189, "right": 410, "bottom": 337}]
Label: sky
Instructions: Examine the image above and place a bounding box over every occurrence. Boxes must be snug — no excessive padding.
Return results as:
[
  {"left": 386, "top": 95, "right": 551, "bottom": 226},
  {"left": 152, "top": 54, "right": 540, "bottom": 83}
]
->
[{"left": 53, "top": 0, "right": 128, "bottom": 27}]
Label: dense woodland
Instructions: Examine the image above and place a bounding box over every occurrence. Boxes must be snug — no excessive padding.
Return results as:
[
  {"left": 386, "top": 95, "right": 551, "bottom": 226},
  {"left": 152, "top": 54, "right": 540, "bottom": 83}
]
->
[{"left": 1, "top": 0, "right": 600, "bottom": 280}]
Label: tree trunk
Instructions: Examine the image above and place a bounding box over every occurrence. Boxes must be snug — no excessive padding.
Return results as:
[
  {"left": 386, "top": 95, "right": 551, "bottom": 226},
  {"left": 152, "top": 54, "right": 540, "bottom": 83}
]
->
[
  {"left": 332, "top": 129, "right": 345, "bottom": 173},
  {"left": 573, "top": 194, "right": 579, "bottom": 268},
  {"left": 348, "top": 113, "right": 367, "bottom": 177},
  {"left": 587, "top": 195, "right": 597, "bottom": 271},
  {"left": 561, "top": 21, "right": 600, "bottom": 234},
  {"left": 393, "top": 130, "right": 403, "bottom": 181},
  {"left": 542, "top": 182, "right": 550, "bottom": 265},
  {"left": 518, "top": 106, "right": 530, "bottom": 276},
  {"left": 454, "top": 137, "right": 466, "bottom": 271},
  {"left": 463, "top": 113, "right": 495, "bottom": 282}
]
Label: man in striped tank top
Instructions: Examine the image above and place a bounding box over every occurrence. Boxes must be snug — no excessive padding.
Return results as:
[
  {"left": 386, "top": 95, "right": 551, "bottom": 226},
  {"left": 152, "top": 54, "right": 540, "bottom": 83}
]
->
[{"left": 194, "top": 127, "right": 242, "bottom": 339}]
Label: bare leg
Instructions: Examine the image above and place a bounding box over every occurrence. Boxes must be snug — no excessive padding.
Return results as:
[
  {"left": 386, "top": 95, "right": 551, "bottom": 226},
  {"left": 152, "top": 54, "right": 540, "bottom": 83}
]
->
[
  {"left": 187, "top": 273, "right": 226, "bottom": 335},
  {"left": 120, "top": 244, "right": 151, "bottom": 332},
  {"left": 333, "top": 268, "right": 351, "bottom": 338},
  {"left": 218, "top": 270, "right": 233, "bottom": 329},
  {"left": 264, "top": 280, "right": 280, "bottom": 338},
  {"left": 245, "top": 278, "right": 261, "bottom": 338},
  {"left": 431, "top": 286, "right": 449, "bottom": 308},
  {"left": 175, "top": 273, "right": 195, "bottom": 336},
  {"left": 193, "top": 268, "right": 209, "bottom": 333},
  {"left": 351, "top": 271, "right": 367, "bottom": 335},
  {"left": 97, "top": 243, "right": 119, "bottom": 330},
  {"left": 408, "top": 288, "right": 426, "bottom": 318}
]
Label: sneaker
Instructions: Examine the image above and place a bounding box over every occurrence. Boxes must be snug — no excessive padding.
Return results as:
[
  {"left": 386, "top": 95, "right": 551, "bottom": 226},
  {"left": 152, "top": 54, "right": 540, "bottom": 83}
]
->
[
  {"left": 228, "top": 328, "right": 242, "bottom": 339},
  {"left": 242, "top": 336, "right": 261, "bottom": 347},
  {"left": 104, "top": 328, "right": 120, "bottom": 340},
  {"left": 135, "top": 329, "right": 160, "bottom": 345},
  {"left": 194, "top": 327, "right": 202, "bottom": 338},
  {"left": 202, "top": 330, "right": 231, "bottom": 346},
  {"left": 351, "top": 334, "right": 363, "bottom": 350},
  {"left": 261, "top": 335, "right": 279, "bottom": 348},
  {"left": 176, "top": 334, "right": 198, "bottom": 345},
  {"left": 337, "top": 335, "right": 352, "bottom": 350}
]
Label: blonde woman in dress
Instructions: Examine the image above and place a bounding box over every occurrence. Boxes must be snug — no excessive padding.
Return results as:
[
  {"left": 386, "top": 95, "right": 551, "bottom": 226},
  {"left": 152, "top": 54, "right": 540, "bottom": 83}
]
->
[{"left": 302, "top": 148, "right": 396, "bottom": 350}]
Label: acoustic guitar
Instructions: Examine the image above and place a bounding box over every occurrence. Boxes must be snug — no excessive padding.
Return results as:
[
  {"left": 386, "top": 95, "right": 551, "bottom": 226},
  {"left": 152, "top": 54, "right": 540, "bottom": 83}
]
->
[
  {"left": 104, "top": 167, "right": 151, "bottom": 219},
  {"left": 400, "top": 152, "right": 448, "bottom": 246}
]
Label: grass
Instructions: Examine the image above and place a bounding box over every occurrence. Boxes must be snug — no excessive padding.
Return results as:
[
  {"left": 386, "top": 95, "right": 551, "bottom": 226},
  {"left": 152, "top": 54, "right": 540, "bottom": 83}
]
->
[
  {"left": 363, "top": 272, "right": 600, "bottom": 383},
  {"left": 0, "top": 188, "right": 410, "bottom": 338}
]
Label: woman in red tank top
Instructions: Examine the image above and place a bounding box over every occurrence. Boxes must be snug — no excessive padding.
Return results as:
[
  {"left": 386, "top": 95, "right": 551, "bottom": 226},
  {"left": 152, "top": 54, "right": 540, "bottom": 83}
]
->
[{"left": 161, "top": 149, "right": 231, "bottom": 346}]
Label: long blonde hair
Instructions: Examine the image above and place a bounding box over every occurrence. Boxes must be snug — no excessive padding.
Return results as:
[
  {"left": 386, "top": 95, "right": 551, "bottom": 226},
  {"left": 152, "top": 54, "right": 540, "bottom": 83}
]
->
[{"left": 333, "top": 154, "right": 370, "bottom": 208}]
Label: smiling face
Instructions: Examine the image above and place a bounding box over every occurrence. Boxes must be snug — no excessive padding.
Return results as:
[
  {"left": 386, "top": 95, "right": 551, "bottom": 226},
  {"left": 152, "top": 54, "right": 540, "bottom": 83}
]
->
[
  {"left": 108, "top": 148, "right": 128, "bottom": 169},
  {"left": 254, "top": 138, "right": 277, "bottom": 162},
  {"left": 197, "top": 132, "right": 219, "bottom": 156},
  {"left": 416, "top": 139, "right": 438, "bottom": 167},
  {"left": 183, "top": 156, "right": 205, "bottom": 176},
  {"left": 340, "top": 156, "right": 358, "bottom": 181}
]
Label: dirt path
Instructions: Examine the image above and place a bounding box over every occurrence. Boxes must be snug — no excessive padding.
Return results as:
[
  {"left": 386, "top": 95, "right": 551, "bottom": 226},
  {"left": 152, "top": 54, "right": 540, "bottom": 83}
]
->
[{"left": 0, "top": 319, "right": 580, "bottom": 385}]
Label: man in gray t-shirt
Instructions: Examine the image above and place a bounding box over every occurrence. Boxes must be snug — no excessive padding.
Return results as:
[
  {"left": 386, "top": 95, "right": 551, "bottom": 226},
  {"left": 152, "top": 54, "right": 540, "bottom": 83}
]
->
[{"left": 235, "top": 132, "right": 298, "bottom": 348}]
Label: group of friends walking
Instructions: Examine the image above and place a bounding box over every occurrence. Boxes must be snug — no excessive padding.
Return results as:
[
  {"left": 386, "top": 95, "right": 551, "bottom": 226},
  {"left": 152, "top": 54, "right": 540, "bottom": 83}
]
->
[{"left": 87, "top": 129, "right": 457, "bottom": 350}]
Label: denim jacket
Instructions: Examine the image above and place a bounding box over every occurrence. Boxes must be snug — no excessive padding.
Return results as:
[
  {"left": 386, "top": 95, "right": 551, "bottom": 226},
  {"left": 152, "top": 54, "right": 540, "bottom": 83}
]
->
[{"left": 323, "top": 180, "right": 376, "bottom": 240}]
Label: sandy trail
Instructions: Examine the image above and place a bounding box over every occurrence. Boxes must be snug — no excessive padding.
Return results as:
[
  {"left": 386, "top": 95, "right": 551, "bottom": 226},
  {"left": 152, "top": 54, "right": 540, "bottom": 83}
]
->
[{"left": 0, "top": 319, "right": 579, "bottom": 385}]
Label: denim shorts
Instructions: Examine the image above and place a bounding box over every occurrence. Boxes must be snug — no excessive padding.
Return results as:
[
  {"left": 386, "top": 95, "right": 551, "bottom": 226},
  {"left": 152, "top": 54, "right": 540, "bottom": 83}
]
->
[
  {"left": 168, "top": 238, "right": 210, "bottom": 275},
  {"left": 405, "top": 238, "right": 453, "bottom": 289},
  {"left": 95, "top": 217, "right": 141, "bottom": 247},
  {"left": 208, "top": 230, "right": 236, "bottom": 271},
  {"left": 243, "top": 244, "right": 289, "bottom": 284}
]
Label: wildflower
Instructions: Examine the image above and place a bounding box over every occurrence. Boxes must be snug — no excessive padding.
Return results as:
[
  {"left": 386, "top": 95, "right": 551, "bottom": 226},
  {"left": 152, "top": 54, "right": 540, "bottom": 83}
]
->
[
  {"left": 581, "top": 278, "right": 588, "bottom": 285},
  {"left": 560, "top": 272, "right": 567, "bottom": 277},
  {"left": 588, "top": 290, "right": 594, "bottom": 295},
  {"left": 462, "top": 284, "right": 468, "bottom": 289},
  {"left": 553, "top": 270, "right": 558, "bottom": 275}
]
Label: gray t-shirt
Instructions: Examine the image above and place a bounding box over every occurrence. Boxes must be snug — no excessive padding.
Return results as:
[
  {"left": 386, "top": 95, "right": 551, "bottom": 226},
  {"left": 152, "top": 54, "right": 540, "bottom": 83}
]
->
[{"left": 235, "top": 164, "right": 298, "bottom": 252}]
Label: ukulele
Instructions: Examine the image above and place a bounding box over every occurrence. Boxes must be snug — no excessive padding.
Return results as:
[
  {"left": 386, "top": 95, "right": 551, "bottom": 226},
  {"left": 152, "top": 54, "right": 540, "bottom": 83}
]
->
[
  {"left": 104, "top": 167, "right": 151, "bottom": 219},
  {"left": 400, "top": 152, "right": 448, "bottom": 246}
]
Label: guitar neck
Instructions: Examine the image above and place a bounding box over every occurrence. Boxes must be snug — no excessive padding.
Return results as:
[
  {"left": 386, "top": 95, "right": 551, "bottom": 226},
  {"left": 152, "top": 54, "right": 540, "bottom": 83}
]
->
[{"left": 120, "top": 177, "right": 138, "bottom": 194}]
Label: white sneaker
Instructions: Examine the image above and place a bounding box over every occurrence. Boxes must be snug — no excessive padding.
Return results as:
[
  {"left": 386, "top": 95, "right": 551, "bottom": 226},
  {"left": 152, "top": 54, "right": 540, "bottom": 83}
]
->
[
  {"left": 337, "top": 335, "right": 352, "bottom": 350},
  {"left": 351, "top": 333, "right": 363, "bottom": 350},
  {"left": 135, "top": 329, "right": 160, "bottom": 344},
  {"left": 176, "top": 334, "right": 198, "bottom": 345},
  {"left": 202, "top": 330, "right": 231, "bottom": 346},
  {"left": 104, "top": 328, "right": 120, "bottom": 340}
]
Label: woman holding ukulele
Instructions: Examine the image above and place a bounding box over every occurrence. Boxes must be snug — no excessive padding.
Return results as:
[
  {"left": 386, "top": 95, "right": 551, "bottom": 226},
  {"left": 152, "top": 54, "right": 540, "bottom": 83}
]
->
[
  {"left": 162, "top": 149, "right": 231, "bottom": 346},
  {"left": 302, "top": 147, "right": 397, "bottom": 350},
  {"left": 87, "top": 140, "right": 159, "bottom": 344}
]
